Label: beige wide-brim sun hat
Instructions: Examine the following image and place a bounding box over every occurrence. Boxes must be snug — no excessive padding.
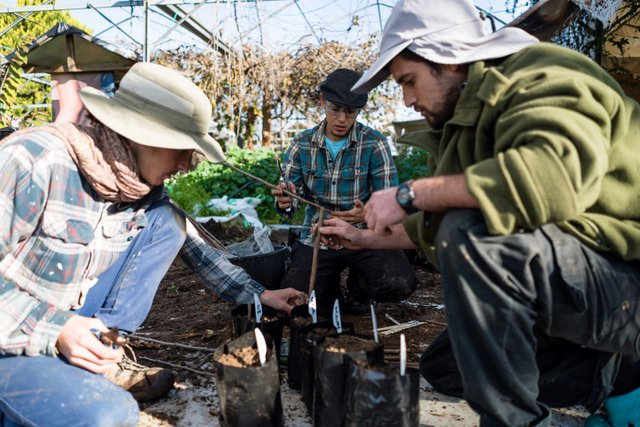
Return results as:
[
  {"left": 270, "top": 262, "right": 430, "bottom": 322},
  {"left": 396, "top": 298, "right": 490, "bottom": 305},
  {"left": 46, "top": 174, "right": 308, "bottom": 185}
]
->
[
  {"left": 79, "top": 62, "right": 225, "bottom": 163},
  {"left": 352, "top": 0, "right": 539, "bottom": 94}
]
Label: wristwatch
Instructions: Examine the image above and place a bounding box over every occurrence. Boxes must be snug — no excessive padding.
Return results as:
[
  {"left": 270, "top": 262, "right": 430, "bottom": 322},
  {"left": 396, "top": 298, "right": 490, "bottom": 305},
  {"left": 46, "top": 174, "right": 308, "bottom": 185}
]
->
[{"left": 396, "top": 180, "right": 418, "bottom": 214}]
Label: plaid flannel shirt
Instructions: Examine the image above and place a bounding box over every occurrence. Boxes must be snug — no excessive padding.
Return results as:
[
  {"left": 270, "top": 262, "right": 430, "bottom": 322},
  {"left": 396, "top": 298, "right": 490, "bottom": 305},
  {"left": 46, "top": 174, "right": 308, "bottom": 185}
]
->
[
  {"left": 0, "top": 130, "right": 262, "bottom": 357},
  {"left": 279, "top": 120, "right": 398, "bottom": 245}
]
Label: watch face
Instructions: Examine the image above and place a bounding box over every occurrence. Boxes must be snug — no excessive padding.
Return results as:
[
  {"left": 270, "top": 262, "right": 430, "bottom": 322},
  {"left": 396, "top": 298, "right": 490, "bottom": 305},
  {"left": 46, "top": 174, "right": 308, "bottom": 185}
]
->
[
  {"left": 397, "top": 183, "right": 413, "bottom": 208},
  {"left": 398, "top": 186, "right": 411, "bottom": 204}
]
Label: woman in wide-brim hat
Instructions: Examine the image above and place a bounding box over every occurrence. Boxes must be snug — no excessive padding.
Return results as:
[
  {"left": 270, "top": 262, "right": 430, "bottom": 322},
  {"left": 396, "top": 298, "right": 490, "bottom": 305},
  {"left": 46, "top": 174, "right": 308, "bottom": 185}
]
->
[{"left": 0, "top": 62, "right": 306, "bottom": 426}]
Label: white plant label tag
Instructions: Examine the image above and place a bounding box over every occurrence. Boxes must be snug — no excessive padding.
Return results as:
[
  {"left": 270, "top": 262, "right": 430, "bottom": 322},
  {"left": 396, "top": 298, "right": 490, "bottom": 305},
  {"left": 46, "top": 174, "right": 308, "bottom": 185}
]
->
[
  {"left": 253, "top": 293, "right": 263, "bottom": 324},
  {"left": 308, "top": 290, "right": 318, "bottom": 324},
  {"left": 332, "top": 299, "right": 342, "bottom": 334},
  {"left": 370, "top": 303, "right": 379, "bottom": 343},
  {"left": 400, "top": 334, "right": 407, "bottom": 376},
  {"left": 255, "top": 328, "right": 267, "bottom": 366}
]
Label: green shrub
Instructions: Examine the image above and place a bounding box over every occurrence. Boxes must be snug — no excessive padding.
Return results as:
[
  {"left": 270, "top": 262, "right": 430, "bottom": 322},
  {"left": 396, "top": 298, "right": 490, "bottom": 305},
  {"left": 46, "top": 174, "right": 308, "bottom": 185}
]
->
[
  {"left": 166, "top": 147, "right": 293, "bottom": 223},
  {"left": 394, "top": 146, "right": 431, "bottom": 183},
  {"left": 167, "top": 144, "right": 430, "bottom": 224}
]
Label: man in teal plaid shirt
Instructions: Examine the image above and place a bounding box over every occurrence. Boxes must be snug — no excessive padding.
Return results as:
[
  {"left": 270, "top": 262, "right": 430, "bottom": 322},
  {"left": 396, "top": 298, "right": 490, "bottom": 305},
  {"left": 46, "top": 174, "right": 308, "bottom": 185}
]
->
[{"left": 272, "top": 68, "right": 416, "bottom": 320}]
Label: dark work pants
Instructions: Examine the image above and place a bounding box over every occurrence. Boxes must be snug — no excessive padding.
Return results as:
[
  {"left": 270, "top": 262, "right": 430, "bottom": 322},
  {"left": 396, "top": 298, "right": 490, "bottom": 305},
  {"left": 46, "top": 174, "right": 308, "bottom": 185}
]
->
[
  {"left": 423, "top": 209, "right": 640, "bottom": 427},
  {"left": 279, "top": 242, "right": 416, "bottom": 318}
]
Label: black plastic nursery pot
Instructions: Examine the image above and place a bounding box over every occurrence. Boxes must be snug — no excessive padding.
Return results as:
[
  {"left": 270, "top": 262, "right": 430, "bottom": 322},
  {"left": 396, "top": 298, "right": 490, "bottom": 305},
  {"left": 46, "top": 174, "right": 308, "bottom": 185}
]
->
[
  {"left": 312, "top": 335, "right": 384, "bottom": 427},
  {"left": 343, "top": 361, "right": 420, "bottom": 427},
  {"left": 231, "top": 305, "right": 285, "bottom": 366},
  {"left": 286, "top": 304, "right": 313, "bottom": 390},
  {"left": 299, "top": 321, "right": 355, "bottom": 414},
  {"left": 228, "top": 244, "right": 290, "bottom": 291},
  {"left": 299, "top": 321, "right": 339, "bottom": 412},
  {"left": 213, "top": 331, "right": 284, "bottom": 427}
]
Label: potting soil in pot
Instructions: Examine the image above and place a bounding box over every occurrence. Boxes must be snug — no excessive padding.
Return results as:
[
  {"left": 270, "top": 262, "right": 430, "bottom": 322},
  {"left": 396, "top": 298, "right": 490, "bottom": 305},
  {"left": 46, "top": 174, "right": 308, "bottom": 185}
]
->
[
  {"left": 312, "top": 334, "right": 384, "bottom": 427},
  {"left": 324, "top": 335, "right": 380, "bottom": 353},
  {"left": 216, "top": 346, "right": 259, "bottom": 367},
  {"left": 231, "top": 305, "right": 285, "bottom": 366},
  {"left": 343, "top": 361, "right": 420, "bottom": 427},
  {"left": 213, "top": 331, "right": 284, "bottom": 427}
]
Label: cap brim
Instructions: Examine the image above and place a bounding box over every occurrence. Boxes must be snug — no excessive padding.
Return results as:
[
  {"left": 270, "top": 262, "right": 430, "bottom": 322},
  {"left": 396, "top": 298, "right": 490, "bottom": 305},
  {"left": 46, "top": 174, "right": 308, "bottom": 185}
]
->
[
  {"left": 79, "top": 87, "right": 225, "bottom": 163},
  {"left": 351, "top": 39, "right": 411, "bottom": 94}
]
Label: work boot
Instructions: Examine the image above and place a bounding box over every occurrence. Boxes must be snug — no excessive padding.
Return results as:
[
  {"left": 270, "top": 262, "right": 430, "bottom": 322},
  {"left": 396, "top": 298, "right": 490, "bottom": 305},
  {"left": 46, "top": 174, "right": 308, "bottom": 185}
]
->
[
  {"left": 584, "top": 386, "right": 640, "bottom": 427},
  {"left": 343, "top": 270, "right": 370, "bottom": 315},
  {"left": 344, "top": 291, "right": 370, "bottom": 315},
  {"left": 104, "top": 355, "right": 175, "bottom": 402}
]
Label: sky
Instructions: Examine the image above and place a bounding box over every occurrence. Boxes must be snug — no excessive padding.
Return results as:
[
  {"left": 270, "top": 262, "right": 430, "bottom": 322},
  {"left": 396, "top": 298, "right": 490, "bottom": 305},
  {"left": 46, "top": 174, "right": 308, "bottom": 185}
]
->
[
  {"left": 2, "top": 0, "right": 533, "bottom": 55},
  {"left": 1, "top": 0, "right": 533, "bottom": 125}
]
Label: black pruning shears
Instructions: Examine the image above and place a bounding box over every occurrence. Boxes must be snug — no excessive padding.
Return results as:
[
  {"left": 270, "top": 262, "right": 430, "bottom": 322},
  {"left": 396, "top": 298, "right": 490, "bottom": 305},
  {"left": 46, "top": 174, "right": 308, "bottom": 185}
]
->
[
  {"left": 276, "top": 158, "right": 293, "bottom": 213},
  {"left": 91, "top": 327, "right": 123, "bottom": 349}
]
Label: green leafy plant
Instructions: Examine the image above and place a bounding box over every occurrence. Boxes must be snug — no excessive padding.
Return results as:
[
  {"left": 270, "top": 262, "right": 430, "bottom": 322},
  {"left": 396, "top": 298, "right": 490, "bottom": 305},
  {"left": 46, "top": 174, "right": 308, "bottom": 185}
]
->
[
  {"left": 394, "top": 146, "right": 431, "bottom": 183},
  {"left": 166, "top": 147, "right": 286, "bottom": 223},
  {"left": 168, "top": 144, "right": 432, "bottom": 224}
]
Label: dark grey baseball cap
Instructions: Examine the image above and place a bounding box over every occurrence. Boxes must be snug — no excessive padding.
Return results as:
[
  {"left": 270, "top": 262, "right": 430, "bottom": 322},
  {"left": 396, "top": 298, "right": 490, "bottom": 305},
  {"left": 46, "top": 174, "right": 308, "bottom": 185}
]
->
[{"left": 320, "top": 68, "right": 368, "bottom": 108}]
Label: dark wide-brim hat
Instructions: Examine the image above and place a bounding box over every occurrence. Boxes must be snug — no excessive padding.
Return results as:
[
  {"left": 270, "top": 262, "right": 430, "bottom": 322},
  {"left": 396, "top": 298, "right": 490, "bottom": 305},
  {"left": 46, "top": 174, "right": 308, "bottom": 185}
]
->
[{"left": 320, "top": 68, "right": 368, "bottom": 109}]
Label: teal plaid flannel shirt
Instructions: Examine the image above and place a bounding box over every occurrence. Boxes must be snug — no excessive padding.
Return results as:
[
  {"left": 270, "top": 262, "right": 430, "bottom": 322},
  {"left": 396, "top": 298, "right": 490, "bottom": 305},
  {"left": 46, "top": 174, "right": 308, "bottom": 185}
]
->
[{"left": 279, "top": 120, "right": 398, "bottom": 245}]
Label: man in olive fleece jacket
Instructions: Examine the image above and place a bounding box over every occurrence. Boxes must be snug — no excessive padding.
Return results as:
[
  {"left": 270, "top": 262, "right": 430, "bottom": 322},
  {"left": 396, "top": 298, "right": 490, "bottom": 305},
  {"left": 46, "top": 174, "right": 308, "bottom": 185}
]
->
[{"left": 319, "top": 1, "right": 640, "bottom": 426}]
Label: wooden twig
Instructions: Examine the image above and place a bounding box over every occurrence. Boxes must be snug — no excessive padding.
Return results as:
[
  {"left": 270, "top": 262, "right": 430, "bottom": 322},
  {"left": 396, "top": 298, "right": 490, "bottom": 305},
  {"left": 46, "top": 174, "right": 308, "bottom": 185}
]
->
[
  {"left": 308, "top": 207, "right": 324, "bottom": 294},
  {"left": 139, "top": 356, "right": 216, "bottom": 377},
  {"left": 128, "top": 333, "right": 216, "bottom": 353},
  {"left": 423, "top": 319, "right": 448, "bottom": 327},
  {"left": 169, "top": 200, "right": 228, "bottom": 252},
  {"left": 223, "top": 161, "right": 323, "bottom": 210}
]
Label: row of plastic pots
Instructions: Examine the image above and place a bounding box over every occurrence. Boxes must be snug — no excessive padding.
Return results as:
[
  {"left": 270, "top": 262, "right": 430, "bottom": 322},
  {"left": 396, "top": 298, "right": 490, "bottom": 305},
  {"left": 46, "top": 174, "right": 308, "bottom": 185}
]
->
[{"left": 212, "top": 304, "right": 420, "bottom": 426}]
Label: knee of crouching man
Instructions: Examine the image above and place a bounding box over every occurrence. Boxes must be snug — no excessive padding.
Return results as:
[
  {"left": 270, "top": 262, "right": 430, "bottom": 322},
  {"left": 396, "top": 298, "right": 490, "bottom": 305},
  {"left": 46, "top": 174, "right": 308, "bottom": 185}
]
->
[
  {"left": 370, "top": 273, "right": 417, "bottom": 303},
  {"left": 435, "top": 209, "right": 486, "bottom": 256}
]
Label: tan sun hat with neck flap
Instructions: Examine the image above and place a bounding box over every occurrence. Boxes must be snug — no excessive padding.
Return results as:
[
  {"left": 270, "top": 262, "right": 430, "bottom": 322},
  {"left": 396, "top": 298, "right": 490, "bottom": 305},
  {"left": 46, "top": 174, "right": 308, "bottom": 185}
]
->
[
  {"left": 79, "top": 62, "right": 225, "bottom": 163},
  {"left": 352, "top": 0, "right": 539, "bottom": 94}
]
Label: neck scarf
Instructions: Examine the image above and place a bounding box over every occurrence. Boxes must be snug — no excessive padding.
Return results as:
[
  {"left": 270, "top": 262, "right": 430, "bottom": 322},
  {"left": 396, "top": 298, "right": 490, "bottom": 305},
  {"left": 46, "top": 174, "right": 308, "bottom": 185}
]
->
[{"left": 10, "top": 118, "right": 152, "bottom": 202}]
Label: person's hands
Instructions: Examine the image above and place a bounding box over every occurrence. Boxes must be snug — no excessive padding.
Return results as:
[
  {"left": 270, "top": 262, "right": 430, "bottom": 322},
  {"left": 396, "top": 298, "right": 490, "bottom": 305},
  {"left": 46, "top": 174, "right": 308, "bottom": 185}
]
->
[
  {"left": 318, "top": 217, "right": 369, "bottom": 250},
  {"left": 331, "top": 200, "right": 365, "bottom": 224},
  {"left": 260, "top": 288, "right": 308, "bottom": 314},
  {"left": 364, "top": 187, "right": 407, "bottom": 233},
  {"left": 57, "top": 315, "right": 124, "bottom": 374},
  {"left": 271, "top": 182, "right": 297, "bottom": 211}
]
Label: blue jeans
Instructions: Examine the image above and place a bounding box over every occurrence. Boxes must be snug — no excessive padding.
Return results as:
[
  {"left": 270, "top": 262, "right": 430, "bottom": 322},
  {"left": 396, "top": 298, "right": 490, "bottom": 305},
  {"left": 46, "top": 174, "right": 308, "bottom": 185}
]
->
[{"left": 0, "top": 199, "right": 187, "bottom": 427}]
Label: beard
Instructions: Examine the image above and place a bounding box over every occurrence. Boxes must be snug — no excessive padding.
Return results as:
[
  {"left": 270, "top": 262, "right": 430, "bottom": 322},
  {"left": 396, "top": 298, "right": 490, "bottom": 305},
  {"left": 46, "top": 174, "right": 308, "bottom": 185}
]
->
[{"left": 426, "top": 79, "right": 462, "bottom": 130}]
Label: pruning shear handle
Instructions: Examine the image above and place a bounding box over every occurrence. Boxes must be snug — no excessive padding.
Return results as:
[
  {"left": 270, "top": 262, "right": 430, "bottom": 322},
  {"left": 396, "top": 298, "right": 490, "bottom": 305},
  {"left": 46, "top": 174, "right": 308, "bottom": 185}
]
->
[
  {"left": 90, "top": 327, "right": 123, "bottom": 349},
  {"left": 276, "top": 158, "right": 297, "bottom": 213}
]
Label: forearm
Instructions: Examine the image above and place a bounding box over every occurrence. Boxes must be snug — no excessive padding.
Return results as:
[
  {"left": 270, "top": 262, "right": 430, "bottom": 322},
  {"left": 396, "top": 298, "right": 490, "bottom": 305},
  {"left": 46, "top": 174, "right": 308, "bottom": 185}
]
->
[
  {"left": 181, "top": 225, "right": 265, "bottom": 304},
  {"left": 411, "top": 174, "right": 478, "bottom": 212},
  {"left": 365, "top": 224, "right": 415, "bottom": 249},
  {"left": 344, "top": 223, "right": 415, "bottom": 250}
]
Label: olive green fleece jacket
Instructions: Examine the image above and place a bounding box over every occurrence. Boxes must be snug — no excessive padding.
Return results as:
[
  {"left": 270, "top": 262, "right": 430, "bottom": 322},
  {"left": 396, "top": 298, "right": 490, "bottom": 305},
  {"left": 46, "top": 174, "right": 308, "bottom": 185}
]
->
[{"left": 403, "top": 42, "right": 640, "bottom": 262}]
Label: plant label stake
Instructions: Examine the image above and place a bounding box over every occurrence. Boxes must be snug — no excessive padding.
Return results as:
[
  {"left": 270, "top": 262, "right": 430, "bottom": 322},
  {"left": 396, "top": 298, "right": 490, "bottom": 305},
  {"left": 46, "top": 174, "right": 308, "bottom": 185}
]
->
[
  {"left": 370, "top": 303, "right": 379, "bottom": 343},
  {"left": 400, "top": 334, "right": 407, "bottom": 376},
  {"left": 255, "top": 328, "right": 267, "bottom": 367},
  {"left": 253, "top": 293, "right": 263, "bottom": 324},
  {"left": 332, "top": 299, "right": 342, "bottom": 334},
  {"left": 309, "top": 290, "right": 318, "bottom": 324}
]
